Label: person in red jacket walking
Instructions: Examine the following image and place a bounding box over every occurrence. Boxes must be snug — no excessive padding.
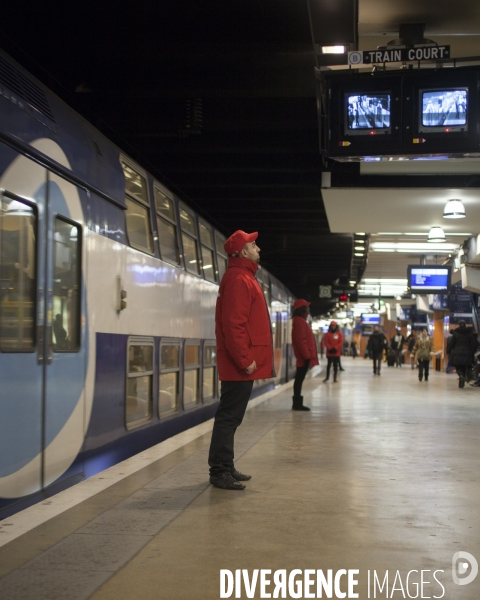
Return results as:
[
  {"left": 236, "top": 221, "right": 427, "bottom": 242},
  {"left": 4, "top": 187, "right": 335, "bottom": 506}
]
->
[
  {"left": 209, "top": 230, "right": 275, "bottom": 490},
  {"left": 291, "top": 299, "right": 319, "bottom": 411},
  {"left": 323, "top": 321, "right": 343, "bottom": 382}
]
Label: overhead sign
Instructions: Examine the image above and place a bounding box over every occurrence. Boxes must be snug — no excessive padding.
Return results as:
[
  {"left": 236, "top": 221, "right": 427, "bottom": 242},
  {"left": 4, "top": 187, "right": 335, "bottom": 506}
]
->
[
  {"left": 332, "top": 286, "right": 356, "bottom": 296},
  {"left": 348, "top": 46, "right": 450, "bottom": 66},
  {"left": 319, "top": 285, "right": 332, "bottom": 299}
]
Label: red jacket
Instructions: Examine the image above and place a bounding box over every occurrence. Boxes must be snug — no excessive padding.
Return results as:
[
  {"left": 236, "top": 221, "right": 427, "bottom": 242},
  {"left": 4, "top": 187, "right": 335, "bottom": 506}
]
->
[
  {"left": 323, "top": 329, "right": 343, "bottom": 358},
  {"left": 292, "top": 316, "right": 319, "bottom": 367},
  {"left": 216, "top": 257, "right": 274, "bottom": 381}
]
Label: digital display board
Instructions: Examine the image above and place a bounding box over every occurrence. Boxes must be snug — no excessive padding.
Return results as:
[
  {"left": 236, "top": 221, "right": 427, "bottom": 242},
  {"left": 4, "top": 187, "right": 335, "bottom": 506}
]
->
[
  {"left": 408, "top": 266, "right": 452, "bottom": 294},
  {"left": 419, "top": 88, "right": 468, "bottom": 133},
  {"left": 361, "top": 313, "right": 380, "bottom": 324},
  {"left": 345, "top": 93, "right": 391, "bottom": 135}
]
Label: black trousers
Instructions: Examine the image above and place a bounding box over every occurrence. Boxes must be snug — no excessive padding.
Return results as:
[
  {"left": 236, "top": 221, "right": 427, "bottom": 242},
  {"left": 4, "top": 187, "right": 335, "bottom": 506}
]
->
[
  {"left": 293, "top": 359, "right": 310, "bottom": 397},
  {"left": 326, "top": 356, "right": 339, "bottom": 380},
  {"left": 394, "top": 349, "right": 403, "bottom": 367},
  {"left": 208, "top": 380, "right": 254, "bottom": 477},
  {"left": 418, "top": 359, "right": 430, "bottom": 380},
  {"left": 372, "top": 352, "right": 382, "bottom": 373}
]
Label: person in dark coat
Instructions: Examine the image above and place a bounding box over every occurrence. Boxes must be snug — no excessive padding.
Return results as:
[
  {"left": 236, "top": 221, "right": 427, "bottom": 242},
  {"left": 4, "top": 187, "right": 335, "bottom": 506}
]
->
[
  {"left": 367, "top": 325, "right": 388, "bottom": 375},
  {"left": 291, "top": 299, "right": 319, "bottom": 411},
  {"left": 323, "top": 321, "right": 343, "bottom": 382},
  {"left": 209, "top": 230, "right": 274, "bottom": 490},
  {"left": 390, "top": 327, "right": 406, "bottom": 367},
  {"left": 447, "top": 321, "right": 477, "bottom": 388}
]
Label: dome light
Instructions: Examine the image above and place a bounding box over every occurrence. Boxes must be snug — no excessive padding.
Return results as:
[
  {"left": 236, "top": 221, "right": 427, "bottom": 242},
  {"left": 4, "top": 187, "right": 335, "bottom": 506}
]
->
[
  {"left": 443, "top": 199, "right": 465, "bottom": 219},
  {"left": 427, "top": 227, "right": 446, "bottom": 243}
]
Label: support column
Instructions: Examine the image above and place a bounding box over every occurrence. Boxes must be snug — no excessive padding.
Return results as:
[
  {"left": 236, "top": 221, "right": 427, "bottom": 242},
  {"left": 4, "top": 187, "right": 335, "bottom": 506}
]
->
[{"left": 433, "top": 310, "right": 446, "bottom": 371}]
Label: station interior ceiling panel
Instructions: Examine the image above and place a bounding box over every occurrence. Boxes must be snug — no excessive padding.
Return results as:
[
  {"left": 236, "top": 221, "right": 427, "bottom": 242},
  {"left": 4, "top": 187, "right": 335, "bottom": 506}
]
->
[{"left": 3, "top": 0, "right": 480, "bottom": 313}]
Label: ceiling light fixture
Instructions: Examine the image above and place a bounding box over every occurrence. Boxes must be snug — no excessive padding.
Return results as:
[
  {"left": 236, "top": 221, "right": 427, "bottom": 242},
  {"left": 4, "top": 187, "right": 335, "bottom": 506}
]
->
[
  {"left": 427, "top": 227, "right": 446, "bottom": 243},
  {"left": 354, "top": 252, "right": 364, "bottom": 257},
  {"left": 355, "top": 246, "right": 365, "bottom": 251},
  {"left": 371, "top": 242, "right": 457, "bottom": 252},
  {"left": 443, "top": 199, "right": 466, "bottom": 219},
  {"left": 321, "top": 45, "right": 347, "bottom": 54}
]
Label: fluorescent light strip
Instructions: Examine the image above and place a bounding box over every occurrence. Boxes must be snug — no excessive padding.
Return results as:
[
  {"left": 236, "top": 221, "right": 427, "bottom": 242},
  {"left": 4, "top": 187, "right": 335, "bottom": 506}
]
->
[{"left": 371, "top": 242, "right": 458, "bottom": 251}]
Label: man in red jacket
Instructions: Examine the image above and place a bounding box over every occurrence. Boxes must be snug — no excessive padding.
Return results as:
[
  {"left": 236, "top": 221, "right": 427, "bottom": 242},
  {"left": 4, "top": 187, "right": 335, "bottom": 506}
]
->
[
  {"left": 291, "top": 299, "right": 319, "bottom": 411},
  {"left": 323, "top": 321, "right": 343, "bottom": 382},
  {"left": 209, "top": 230, "right": 275, "bottom": 490}
]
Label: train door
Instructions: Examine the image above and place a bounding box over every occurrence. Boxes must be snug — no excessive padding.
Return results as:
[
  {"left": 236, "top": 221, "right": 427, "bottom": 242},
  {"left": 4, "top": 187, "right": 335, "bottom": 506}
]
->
[
  {"left": 42, "top": 173, "right": 86, "bottom": 488},
  {"left": 0, "top": 159, "right": 87, "bottom": 500}
]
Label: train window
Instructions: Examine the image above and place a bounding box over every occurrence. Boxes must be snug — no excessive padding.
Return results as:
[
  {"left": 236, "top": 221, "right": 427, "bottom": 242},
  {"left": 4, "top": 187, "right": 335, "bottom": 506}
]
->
[
  {"left": 122, "top": 162, "right": 149, "bottom": 204},
  {"left": 122, "top": 161, "right": 154, "bottom": 255},
  {"left": 201, "top": 247, "right": 216, "bottom": 282},
  {"left": 52, "top": 218, "right": 81, "bottom": 352},
  {"left": 159, "top": 341, "right": 180, "bottom": 417},
  {"left": 263, "top": 282, "right": 271, "bottom": 308},
  {"left": 199, "top": 222, "right": 216, "bottom": 283},
  {"left": 179, "top": 207, "right": 200, "bottom": 275},
  {"left": 154, "top": 187, "right": 180, "bottom": 265},
  {"left": 199, "top": 222, "right": 213, "bottom": 247},
  {"left": 184, "top": 340, "right": 200, "bottom": 408},
  {"left": 157, "top": 218, "right": 179, "bottom": 265},
  {"left": 182, "top": 234, "right": 200, "bottom": 274},
  {"left": 0, "top": 195, "right": 36, "bottom": 352},
  {"left": 214, "top": 232, "right": 228, "bottom": 281},
  {"left": 275, "top": 312, "right": 282, "bottom": 349},
  {"left": 154, "top": 188, "right": 175, "bottom": 221},
  {"left": 126, "top": 340, "right": 154, "bottom": 429},
  {"left": 203, "top": 343, "right": 217, "bottom": 401},
  {"left": 179, "top": 208, "right": 196, "bottom": 236},
  {"left": 125, "top": 198, "right": 154, "bottom": 254}
]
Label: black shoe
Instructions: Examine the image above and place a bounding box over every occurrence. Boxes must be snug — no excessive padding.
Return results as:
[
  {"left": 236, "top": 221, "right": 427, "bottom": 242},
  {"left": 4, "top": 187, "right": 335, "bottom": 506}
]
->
[
  {"left": 459, "top": 376, "right": 465, "bottom": 388},
  {"left": 231, "top": 469, "right": 251, "bottom": 481},
  {"left": 292, "top": 396, "right": 311, "bottom": 411},
  {"left": 419, "top": 377, "right": 422, "bottom": 381},
  {"left": 323, "top": 378, "right": 329, "bottom": 383},
  {"left": 339, "top": 368, "right": 345, "bottom": 372},
  {"left": 425, "top": 378, "right": 428, "bottom": 382},
  {"left": 210, "top": 473, "right": 246, "bottom": 490}
]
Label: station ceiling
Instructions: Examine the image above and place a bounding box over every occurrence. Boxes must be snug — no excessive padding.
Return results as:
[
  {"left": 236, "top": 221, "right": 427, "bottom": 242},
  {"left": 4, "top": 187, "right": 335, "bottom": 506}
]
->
[{"left": 3, "top": 1, "right": 480, "bottom": 314}]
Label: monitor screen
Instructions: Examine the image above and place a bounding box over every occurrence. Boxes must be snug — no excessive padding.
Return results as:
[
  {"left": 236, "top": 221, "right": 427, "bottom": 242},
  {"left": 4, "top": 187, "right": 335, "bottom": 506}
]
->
[
  {"left": 346, "top": 93, "right": 391, "bottom": 134},
  {"left": 361, "top": 313, "right": 380, "bottom": 324},
  {"left": 408, "top": 266, "right": 452, "bottom": 294},
  {"left": 419, "top": 89, "right": 468, "bottom": 132}
]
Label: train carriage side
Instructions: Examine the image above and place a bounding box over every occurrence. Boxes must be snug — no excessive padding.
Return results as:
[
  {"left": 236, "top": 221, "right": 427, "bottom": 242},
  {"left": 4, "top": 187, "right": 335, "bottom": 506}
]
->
[{"left": 0, "top": 50, "right": 295, "bottom": 519}]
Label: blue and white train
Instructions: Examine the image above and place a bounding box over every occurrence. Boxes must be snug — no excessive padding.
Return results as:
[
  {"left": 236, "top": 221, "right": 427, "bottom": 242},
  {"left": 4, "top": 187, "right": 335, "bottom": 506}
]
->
[{"left": 0, "top": 50, "right": 296, "bottom": 519}]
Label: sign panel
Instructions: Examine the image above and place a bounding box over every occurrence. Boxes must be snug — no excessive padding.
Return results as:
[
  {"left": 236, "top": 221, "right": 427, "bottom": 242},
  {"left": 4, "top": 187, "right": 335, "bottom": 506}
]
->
[
  {"left": 449, "top": 282, "right": 473, "bottom": 324},
  {"left": 348, "top": 46, "right": 450, "bottom": 66},
  {"left": 319, "top": 285, "right": 332, "bottom": 298}
]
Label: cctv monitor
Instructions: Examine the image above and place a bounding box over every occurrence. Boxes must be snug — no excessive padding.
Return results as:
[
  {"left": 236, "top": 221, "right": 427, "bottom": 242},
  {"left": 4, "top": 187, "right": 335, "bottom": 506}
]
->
[
  {"left": 361, "top": 313, "right": 380, "bottom": 324},
  {"left": 345, "top": 93, "right": 392, "bottom": 135},
  {"left": 407, "top": 266, "right": 452, "bottom": 294},
  {"left": 419, "top": 88, "right": 468, "bottom": 133}
]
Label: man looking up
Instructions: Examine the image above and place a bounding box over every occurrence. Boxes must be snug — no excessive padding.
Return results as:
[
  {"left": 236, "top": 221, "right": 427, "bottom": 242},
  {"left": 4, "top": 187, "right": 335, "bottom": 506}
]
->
[{"left": 208, "top": 230, "right": 275, "bottom": 490}]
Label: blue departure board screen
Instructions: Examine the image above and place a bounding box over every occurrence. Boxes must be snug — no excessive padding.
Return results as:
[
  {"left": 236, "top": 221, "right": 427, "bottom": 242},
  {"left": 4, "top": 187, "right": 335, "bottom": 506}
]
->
[
  {"left": 361, "top": 313, "right": 380, "bottom": 324},
  {"left": 408, "top": 266, "right": 451, "bottom": 293}
]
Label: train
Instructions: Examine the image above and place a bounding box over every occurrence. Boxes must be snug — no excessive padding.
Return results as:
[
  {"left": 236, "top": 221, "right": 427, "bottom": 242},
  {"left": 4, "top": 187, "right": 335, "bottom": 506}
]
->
[{"left": 0, "top": 50, "right": 296, "bottom": 519}]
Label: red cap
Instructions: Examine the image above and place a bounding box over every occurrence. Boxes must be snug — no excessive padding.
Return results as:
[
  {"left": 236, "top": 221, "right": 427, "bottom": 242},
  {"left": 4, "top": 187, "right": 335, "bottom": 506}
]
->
[
  {"left": 293, "top": 299, "right": 311, "bottom": 309},
  {"left": 331, "top": 321, "right": 337, "bottom": 326},
  {"left": 224, "top": 230, "right": 258, "bottom": 255}
]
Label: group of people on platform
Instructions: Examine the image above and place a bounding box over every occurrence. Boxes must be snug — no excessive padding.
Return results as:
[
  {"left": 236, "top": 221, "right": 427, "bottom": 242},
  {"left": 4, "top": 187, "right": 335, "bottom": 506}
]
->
[
  {"left": 208, "top": 229, "right": 479, "bottom": 491},
  {"left": 364, "top": 322, "right": 478, "bottom": 386}
]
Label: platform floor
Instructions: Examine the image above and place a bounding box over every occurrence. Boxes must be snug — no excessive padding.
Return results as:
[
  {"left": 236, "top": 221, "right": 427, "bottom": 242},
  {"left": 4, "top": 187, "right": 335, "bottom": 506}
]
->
[{"left": 1, "top": 358, "right": 480, "bottom": 600}]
